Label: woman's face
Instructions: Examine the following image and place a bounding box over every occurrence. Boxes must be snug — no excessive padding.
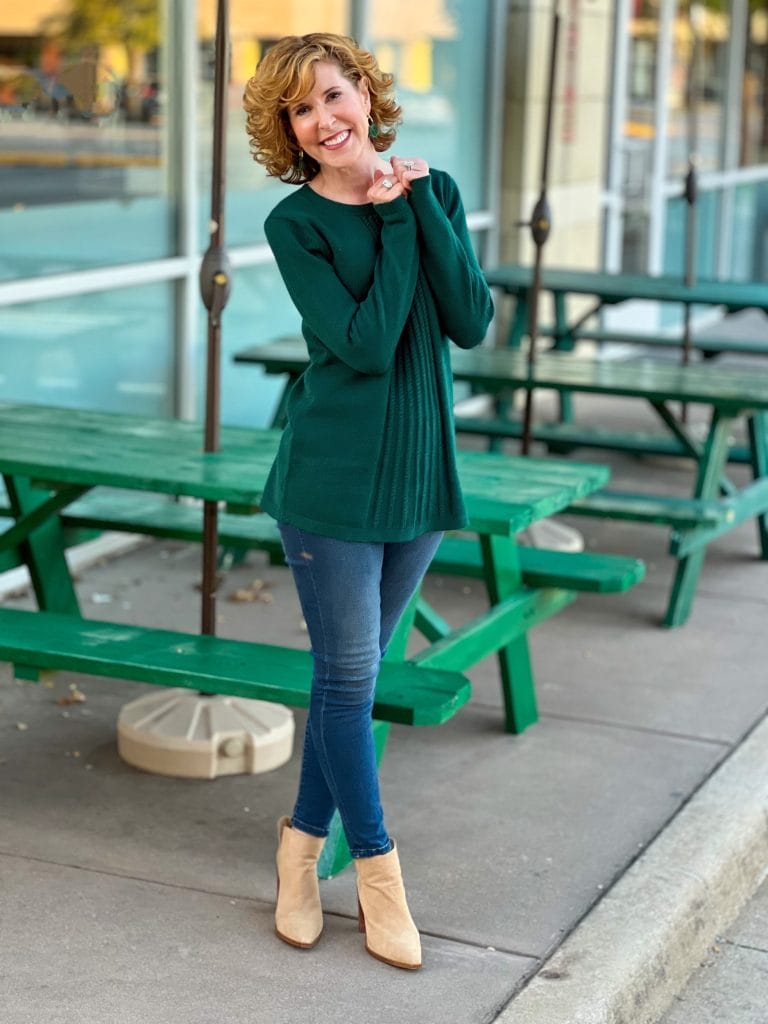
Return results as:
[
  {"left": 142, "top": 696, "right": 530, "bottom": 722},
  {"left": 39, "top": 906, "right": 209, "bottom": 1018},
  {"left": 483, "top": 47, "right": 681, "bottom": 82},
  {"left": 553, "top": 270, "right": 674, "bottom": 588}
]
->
[{"left": 287, "top": 61, "right": 372, "bottom": 173}]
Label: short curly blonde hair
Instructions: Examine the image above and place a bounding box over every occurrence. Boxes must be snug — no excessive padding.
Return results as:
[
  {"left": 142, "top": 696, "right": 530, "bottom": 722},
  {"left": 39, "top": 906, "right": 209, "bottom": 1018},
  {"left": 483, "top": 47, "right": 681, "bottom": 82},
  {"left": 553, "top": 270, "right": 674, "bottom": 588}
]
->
[{"left": 243, "top": 33, "right": 401, "bottom": 185}]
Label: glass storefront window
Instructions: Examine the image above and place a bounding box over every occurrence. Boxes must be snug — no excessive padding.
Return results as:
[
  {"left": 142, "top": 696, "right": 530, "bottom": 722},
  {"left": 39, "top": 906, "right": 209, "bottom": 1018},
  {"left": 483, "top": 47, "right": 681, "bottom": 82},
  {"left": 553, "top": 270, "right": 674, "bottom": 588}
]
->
[
  {"left": 0, "top": 282, "right": 174, "bottom": 415},
  {"left": 0, "top": 0, "right": 174, "bottom": 281},
  {"left": 622, "top": 0, "right": 660, "bottom": 274},
  {"left": 730, "top": 179, "right": 768, "bottom": 280},
  {"left": 195, "top": 261, "right": 301, "bottom": 428},
  {"left": 196, "top": 0, "right": 489, "bottom": 250},
  {"left": 665, "top": 1, "right": 729, "bottom": 180},
  {"left": 741, "top": 3, "right": 768, "bottom": 167},
  {"left": 367, "top": 0, "right": 490, "bottom": 211},
  {"left": 196, "top": 2, "right": 351, "bottom": 250}
]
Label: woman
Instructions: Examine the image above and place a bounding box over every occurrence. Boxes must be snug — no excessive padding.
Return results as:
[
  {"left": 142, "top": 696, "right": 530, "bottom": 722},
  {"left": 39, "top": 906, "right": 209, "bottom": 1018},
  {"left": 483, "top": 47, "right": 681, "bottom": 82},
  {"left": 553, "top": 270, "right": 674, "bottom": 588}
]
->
[{"left": 243, "top": 33, "right": 493, "bottom": 971}]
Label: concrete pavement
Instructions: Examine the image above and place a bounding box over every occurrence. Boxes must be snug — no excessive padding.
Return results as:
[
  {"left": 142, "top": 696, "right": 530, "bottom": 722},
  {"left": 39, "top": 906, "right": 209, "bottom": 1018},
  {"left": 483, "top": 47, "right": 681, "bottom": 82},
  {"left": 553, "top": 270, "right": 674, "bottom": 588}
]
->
[{"left": 2, "top": 392, "right": 767, "bottom": 1023}]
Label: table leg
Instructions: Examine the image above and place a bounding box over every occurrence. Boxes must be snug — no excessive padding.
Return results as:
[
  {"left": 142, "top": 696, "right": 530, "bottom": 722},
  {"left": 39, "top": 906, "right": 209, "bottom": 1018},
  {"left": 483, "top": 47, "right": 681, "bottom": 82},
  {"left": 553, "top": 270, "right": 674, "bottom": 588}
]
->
[
  {"left": 747, "top": 411, "right": 768, "bottom": 558},
  {"left": 665, "top": 411, "right": 733, "bottom": 628},
  {"left": 551, "top": 291, "right": 574, "bottom": 423},
  {"left": 480, "top": 533, "right": 538, "bottom": 733},
  {"left": 507, "top": 292, "right": 529, "bottom": 350},
  {"left": 3, "top": 475, "right": 80, "bottom": 616}
]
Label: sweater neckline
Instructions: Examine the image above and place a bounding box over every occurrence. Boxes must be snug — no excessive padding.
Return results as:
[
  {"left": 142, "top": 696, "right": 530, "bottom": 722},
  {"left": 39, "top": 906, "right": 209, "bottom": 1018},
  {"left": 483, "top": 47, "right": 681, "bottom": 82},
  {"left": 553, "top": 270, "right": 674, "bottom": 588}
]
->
[{"left": 301, "top": 183, "right": 376, "bottom": 215}]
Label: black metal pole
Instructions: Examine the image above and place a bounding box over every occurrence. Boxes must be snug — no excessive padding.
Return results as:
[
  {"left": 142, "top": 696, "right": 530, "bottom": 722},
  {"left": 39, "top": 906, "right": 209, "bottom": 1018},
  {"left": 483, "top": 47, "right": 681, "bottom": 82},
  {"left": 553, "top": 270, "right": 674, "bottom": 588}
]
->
[
  {"left": 681, "top": 5, "right": 700, "bottom": 424},
  {"left": 199, "top": 0, "right": 231, "bottom": 635},
  {"left": 521, "top": 4, "right": 561, "bottom": 456}
]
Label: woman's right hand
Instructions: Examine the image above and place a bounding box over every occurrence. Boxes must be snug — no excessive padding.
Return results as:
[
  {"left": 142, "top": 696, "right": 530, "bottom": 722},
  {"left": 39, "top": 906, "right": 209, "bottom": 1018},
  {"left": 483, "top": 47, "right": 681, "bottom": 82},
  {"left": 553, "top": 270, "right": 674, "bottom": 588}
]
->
[{"left": 368, "top": 168, "right": 406, "bottom": 204}]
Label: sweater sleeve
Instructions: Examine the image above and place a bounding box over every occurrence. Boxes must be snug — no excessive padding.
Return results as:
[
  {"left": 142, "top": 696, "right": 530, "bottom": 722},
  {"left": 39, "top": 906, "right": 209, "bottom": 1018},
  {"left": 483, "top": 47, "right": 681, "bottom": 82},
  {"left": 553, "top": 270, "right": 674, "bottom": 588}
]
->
[
  {"left": 265, "top": 198, "right": 419, "bottom": 376},
  {"left": 408, "top": 172, "right": 494, "bottom": 349}
]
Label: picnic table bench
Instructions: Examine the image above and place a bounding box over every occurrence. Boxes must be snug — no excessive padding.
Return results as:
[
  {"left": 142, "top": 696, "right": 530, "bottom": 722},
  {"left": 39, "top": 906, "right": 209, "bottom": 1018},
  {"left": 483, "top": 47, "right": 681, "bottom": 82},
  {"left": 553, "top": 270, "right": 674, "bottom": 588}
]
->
[
  {"left": 235, "top": 339, "right": 768, "bottom": 628},
  {"left": 484, "top": 264, "right": 768, "bottom": 357}
]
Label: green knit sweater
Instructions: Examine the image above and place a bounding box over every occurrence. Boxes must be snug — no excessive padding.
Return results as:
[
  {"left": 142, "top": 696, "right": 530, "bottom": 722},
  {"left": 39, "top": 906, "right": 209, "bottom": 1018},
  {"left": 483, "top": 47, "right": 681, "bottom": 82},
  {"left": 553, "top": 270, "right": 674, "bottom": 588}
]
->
[{"left": 260, "top": 169, "right": 494, "bottom": 542}]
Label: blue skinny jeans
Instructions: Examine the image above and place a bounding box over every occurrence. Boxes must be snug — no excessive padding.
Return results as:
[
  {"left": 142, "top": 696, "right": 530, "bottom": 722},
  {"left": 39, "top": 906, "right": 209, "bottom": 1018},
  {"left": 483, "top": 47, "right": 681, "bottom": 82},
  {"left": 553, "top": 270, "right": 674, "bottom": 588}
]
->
[{"left": 278, "top": 524, "right": 443, "bottom": 859}]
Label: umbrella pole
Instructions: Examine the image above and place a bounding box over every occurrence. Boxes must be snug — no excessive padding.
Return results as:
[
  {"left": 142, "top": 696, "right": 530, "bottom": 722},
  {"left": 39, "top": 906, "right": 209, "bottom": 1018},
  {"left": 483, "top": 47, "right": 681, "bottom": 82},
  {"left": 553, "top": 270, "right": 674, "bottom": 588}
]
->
[
  {"left": 521, "top": 3, "right": 561, "bottom": 456},
  {"left": 681, "top": 5, "right": 701, "bottom": 424},
  {"left": 199, "top": 0, "right": 232, "bottom": 635}
]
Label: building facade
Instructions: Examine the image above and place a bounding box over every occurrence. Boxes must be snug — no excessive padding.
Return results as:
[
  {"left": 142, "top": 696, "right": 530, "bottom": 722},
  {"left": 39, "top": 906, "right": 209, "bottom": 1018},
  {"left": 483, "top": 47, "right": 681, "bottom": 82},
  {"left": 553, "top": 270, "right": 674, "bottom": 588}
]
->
[{"left": 0, "top": 0, "right": 765, "bottom": 424}]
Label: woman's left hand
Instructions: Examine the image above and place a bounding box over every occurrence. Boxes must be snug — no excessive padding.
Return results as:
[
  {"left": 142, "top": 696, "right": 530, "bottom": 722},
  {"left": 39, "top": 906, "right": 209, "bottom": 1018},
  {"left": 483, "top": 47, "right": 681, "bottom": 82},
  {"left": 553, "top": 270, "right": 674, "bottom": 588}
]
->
[{"left": 389, "top": 156, "right": 430, "bottom": 193}]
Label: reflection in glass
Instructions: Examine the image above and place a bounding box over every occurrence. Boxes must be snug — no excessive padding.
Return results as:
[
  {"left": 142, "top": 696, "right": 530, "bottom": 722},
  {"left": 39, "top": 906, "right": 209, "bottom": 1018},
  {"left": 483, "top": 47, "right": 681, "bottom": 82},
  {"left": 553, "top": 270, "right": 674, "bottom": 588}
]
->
[
  {"left": 622, "top": 0, "right": 660, "bottom": 272},
  {"left": 666, "top": 0, "right": 728, "bottom": 180},
  {"left": 0, "top": 0, "right": 171, "bottom": 279},
  {"left": 741, "top": 3, "right": 768, "bottom": 167},
  {"left": 730, "top": 180, "right": 768, "bottom": 281},
  {"left": 199, "top": 0, "right": 488, "bottom": 248},
  {"left": 367, "top": 0, "right": 489, "bottom": 211},
  {"left": 196, "top": 2, "right": 350, "bottom": 249},
  {"left": 0, "top": 283, "right": 174, "bottom": 415}
]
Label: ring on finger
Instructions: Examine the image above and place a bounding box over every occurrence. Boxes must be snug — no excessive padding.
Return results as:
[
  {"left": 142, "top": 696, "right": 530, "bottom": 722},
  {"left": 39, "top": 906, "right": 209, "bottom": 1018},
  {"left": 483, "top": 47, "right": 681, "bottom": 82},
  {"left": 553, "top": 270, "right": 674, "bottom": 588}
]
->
[
  {"left": 381, "top": 178, "right": 393, "bottom": 189},
  {"left": 403, "top": 160, "right": 415, "bottom": 170}
]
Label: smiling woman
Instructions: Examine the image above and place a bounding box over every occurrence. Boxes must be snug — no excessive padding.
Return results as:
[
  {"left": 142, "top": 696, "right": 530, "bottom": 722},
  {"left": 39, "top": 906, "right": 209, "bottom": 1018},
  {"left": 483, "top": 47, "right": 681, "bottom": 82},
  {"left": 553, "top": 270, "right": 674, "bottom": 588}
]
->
[
  {"left": 243, "top": 32, "right": 400, "bottom": 188},
  {"left": 241, "top": 31, "right": 493, "bottom": 973}
]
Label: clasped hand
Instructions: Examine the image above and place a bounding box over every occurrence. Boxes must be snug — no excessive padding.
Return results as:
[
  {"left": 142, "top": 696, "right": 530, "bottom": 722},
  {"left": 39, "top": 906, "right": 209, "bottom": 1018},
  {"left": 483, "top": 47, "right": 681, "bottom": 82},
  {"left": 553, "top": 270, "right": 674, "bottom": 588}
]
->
[{"left": 368, "top": 156, "right": 430, "bottom": 204}]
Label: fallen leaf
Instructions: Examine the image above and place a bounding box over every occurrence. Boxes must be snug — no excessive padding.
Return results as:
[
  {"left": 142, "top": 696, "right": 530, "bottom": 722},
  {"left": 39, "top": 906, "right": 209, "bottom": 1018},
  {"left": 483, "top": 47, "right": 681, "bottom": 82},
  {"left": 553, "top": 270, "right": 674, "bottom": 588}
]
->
[{"left": 56, "top": 684, "right": 86, "bottom": 706}]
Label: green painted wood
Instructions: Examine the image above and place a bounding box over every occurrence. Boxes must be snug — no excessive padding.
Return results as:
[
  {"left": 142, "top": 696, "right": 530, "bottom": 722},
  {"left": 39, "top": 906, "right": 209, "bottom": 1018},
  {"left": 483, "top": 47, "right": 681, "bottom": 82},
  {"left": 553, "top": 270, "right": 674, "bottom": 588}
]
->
[
  {"left": 412, "top": 585, "right": 574, "bottom": 674},
  {"left": 0, "top": 608, "right": 471, "bottom": 727},
  {"left": 235, "top": 340, "right": 760, "bottom": 460},
  {"left": 453, "top": 414, "right": 751, "bottom": 463},
  {"left": 413, "top": 598, "right": 451, "bottom": 643},
  {"left": 670, "top": 476, "right": 768, "bottom": 557},
  {"left": 447, "top": 349, "right": 768, "bottom": 410},
  {"left": 484, "top": 535, "right": 538, "bottom": 733},
  {"left": 484, "top": 264, "right": 768, "bottom": 313},
  {"left": 748, "top": 412, "right": 768, "bottom": 558},
  {"left": 61, "top": 493, "right": 286, "bottom": 551},
  {"left": 536, "top": 325, "right": 768, "bottom": 356},
  {"left": 3, "top": 477, "right": 80, "bottom": 616},
  {"left": 568, "top": 490, "right": 728, "bottom": 528},
  {"left": 0, "top": 484, "right": 87, "bottom": 552},
  {"left": 664, "top": 412, "right": 735, "bottom": 628},
  {"left": 56, "top": 493, "right": 651, "bottom": 594},
  {"left": 0, "top": 403, "right": 608, "bottom": 539},
  {"left": 434, "top": 536, "right": 645, "bottom": 593}
]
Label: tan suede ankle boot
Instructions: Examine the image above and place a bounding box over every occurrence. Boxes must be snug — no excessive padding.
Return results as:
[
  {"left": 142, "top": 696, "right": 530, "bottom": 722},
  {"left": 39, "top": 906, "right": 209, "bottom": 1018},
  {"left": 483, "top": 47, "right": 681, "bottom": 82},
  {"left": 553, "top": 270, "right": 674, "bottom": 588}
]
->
[
  {"left": 275, "top": 816, "right": 325, "bottom": 949},
  {"left": 355, "top": 842, "right": 422, "bottom": 970}
]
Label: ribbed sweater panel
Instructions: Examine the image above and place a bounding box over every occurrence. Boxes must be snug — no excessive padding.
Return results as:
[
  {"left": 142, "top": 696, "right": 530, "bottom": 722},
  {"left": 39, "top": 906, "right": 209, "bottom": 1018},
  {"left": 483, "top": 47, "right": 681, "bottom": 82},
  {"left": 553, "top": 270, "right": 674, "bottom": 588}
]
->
[{"left": 259, "top": 169, "right": 494, "bottom": 542}]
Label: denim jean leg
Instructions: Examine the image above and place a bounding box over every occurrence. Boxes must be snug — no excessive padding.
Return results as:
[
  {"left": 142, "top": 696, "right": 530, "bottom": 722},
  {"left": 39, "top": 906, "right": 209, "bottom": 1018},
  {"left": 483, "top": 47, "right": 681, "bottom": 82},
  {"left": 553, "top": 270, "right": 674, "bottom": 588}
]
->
[
  {"left": 279, "top": 524, "right": 390, "bottom": 857},
  {"left": 379, "top": 531, "right": 444, "bottom": 656}
]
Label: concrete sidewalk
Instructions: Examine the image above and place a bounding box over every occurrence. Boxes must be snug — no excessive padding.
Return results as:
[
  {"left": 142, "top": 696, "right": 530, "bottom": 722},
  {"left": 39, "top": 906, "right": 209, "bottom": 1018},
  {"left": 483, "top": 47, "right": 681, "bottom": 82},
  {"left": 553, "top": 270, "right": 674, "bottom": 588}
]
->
[
  {"left": 2, "top": 408, "right": 767, "bottom": 1024},
  {"left": 658, "top": 876, "right": 768, "bottom": 1024}
]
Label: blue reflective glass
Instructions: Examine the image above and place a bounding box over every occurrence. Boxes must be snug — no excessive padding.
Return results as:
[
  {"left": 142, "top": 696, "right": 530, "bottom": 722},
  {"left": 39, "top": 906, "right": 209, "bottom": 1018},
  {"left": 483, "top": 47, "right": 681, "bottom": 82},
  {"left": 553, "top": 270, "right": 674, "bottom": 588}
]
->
[
  {"left": 194, "top": 262, "right": 301, "bottom": 429},
  {"left": 0, "top": 283, "right": 174, "bottom": 416},
  {"left": 0, "top": 0, "right": 173, "bottom": 280}
]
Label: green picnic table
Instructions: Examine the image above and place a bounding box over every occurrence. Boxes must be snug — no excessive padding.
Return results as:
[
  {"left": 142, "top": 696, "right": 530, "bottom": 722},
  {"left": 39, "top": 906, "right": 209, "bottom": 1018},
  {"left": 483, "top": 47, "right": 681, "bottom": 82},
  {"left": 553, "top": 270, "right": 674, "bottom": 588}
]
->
[
  {"left": 234, "top": 339, "right": 768, "bottom": 628},
  {"left": 485, "top": 264, "right": 768, "bottom": 355},
  {"left": 0, "top": 402, "right": 646, "bottom": 874},
  {"left": 0, "top": 401, "right": 644, "bottom": 736}
]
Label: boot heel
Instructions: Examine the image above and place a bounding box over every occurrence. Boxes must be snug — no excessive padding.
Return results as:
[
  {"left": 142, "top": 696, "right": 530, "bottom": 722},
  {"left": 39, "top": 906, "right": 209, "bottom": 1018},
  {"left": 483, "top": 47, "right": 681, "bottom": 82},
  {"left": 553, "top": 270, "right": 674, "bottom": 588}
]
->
[{"left": 357, "top": 898, "right": 366, "bottom": 933}]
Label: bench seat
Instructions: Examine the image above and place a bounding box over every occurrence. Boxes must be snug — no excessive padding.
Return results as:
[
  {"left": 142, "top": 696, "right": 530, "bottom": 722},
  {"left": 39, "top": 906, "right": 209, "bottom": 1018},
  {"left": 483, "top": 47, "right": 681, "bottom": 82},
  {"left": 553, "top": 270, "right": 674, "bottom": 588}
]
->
[
  {"left": 567, "top": 490, "right": 731, "bottom": 529},
  {"left": 537, "top": 325, "right": 768, "bottom": 357},
  {"left": 453, "top": 416, "right": 751, "bottom": 464},
  {"left": 432, "top": 535, "right": 645, "bottom": 592},
  {"left": 0, "top": 607, "right": 470, "bottom": 727},
  {"left": 54, "top": 492, "right": 646, "bottom": 592}
]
